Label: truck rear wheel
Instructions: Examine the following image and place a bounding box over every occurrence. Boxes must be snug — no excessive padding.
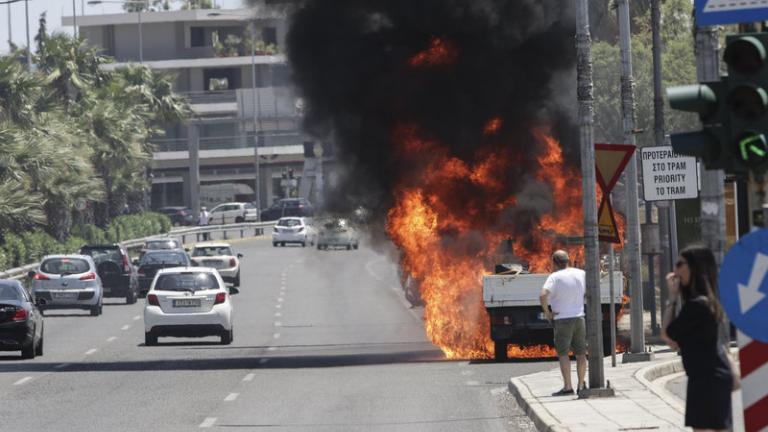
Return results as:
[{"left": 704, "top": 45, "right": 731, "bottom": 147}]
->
[{"left": 494, "top": 340, "right": 508, "bottom": 362}]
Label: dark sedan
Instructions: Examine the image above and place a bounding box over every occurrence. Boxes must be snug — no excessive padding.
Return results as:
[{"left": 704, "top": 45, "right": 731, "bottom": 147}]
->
[
  {"left": 0, "top": 280, "right": 43, "bottom": 359},
  {"left": 135, "top": 250, "right": 193, "bottom": 297},
  {"left": 158, "top": 206, "right": 196, "bottom": 227}
]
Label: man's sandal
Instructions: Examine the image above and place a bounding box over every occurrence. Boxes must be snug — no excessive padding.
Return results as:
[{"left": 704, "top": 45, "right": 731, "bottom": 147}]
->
[{"left": 551, "top": 388, "right": 575, "bottom": 396}]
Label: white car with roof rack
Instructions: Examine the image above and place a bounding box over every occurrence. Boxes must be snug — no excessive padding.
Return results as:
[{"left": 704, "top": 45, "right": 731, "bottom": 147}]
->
[
  {"left": 189, "top": 242, "right": 242, "bottom": 287},
  {"left": 143, "top": 267, "right": 236, "bottom": 346}
]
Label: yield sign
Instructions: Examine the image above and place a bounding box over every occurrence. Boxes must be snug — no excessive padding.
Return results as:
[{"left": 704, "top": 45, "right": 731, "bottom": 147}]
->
[
  {"left": 595, "top": 144, "right": 635, "bottom": 194},
  {"left": 598, "top": 197, "right": 620, "bottom": 244}
]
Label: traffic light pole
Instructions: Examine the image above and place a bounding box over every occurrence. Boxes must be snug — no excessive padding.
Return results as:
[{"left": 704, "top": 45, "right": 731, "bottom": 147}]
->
[
  {"left": 695, "top": 26, "right": 728, "bottom": 267},
  {"left": 617, "top": 0, "right": 649, "bottom": 362}
]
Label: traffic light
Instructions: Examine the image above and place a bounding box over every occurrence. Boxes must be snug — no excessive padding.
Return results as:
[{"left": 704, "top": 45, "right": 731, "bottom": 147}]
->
[
  {"left": 723, "top": 33, "right": 768, "bottom": 173},
  {"left": 667, "top": 82, "right": 727, "bottom": 168}
]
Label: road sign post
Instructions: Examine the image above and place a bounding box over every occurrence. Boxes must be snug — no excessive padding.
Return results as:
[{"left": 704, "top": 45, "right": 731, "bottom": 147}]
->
[{"left": 720, "top": 229, "right": 768, "bottom": 432}]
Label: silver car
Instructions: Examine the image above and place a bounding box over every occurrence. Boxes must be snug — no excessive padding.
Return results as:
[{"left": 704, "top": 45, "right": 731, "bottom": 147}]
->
[{"left": 29, "top": 255, "right": 104, "bottom": 316}]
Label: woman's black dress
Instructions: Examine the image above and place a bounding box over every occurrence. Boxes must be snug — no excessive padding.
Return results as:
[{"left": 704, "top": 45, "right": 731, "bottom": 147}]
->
[{"left": 666, "top": 296, "right": 733, "bottom": 429}]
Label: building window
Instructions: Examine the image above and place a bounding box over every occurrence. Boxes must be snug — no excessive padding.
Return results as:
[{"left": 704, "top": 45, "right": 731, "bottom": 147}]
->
[
  {"left": 262, "top": 27, "right": 277, "bottom": 46},
  {"left": 191, "top": 27, "right": 205, "bottom": 47}
]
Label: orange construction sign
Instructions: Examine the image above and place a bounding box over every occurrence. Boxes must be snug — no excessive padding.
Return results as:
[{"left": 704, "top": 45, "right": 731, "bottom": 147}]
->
[
  {"left": 595, "top": 143, "right": 635, "bottom": 194},
  {"left": 598, "top": 197, "right": 620, "bottom": 244}
]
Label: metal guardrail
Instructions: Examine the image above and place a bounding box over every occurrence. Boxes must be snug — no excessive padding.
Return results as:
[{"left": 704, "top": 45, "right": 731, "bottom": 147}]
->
[{"left": 0, "top": 222, "right": 274, "bottom": 281}]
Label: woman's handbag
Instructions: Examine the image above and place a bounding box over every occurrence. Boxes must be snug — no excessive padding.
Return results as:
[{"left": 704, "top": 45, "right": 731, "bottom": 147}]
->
[{"left": 725, "top": 346, "right": 741, "bottom": 391}]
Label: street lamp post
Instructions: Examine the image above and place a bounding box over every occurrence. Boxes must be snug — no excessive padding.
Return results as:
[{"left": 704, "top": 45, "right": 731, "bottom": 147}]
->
[
  {"left": 208, "top": 12, "right": 263, "bottom": 217},
  {"left": 0, "top": 0, "right": 32, "bottom": 68},
  {"left": 87, "top": 0, "right": 146, "bottom": 63}
]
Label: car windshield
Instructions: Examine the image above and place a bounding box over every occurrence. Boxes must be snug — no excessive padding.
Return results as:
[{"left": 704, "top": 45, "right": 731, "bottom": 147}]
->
[
  {"left": 41, "top": 258, "right": 90, "bottom": 275},
  {"left": 154, "top": 272, "right": 220, "bottom": 291},
  {"left": 192, "top": 247, "right": 233, "bottom": 257},
  {"left": 140, "top": 252, "right": 186, "bottom": 265},
  {"left": 145, "top": 240, "right": 180, "bottom": 250},
  {"left": 0, "top": 284, "right": 22, "bottom": 301},
  {"left": 81, "top": 248, "right": 122, "bottom": 263},
  {"left": 277, "top": 218, "right": 302, "bottom": 227}
]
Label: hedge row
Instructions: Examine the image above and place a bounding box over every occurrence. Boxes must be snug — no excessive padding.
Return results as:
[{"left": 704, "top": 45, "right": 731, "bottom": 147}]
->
[{"left": 0, "top": 212, "right": 172, "bottom": 272}]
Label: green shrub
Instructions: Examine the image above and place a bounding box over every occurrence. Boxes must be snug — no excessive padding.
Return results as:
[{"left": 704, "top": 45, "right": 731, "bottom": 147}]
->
[
  {"left": 3, "top": 234, "right": 27, "bottom": 268},
  {"left": 0, "top": 212, "right": 172, "bottom": 271}
]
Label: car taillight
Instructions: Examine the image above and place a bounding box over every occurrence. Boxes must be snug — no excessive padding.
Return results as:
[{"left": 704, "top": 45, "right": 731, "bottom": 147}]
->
[
  {"left": 214, "top": 292, "right": 226, "bottom": 305},
  {"left": 10, "top": 308, "right": 27, "bottom": 321},
  {"left": 33, "top": 273, "right": 49, "bottom": 281},
  {"left": 147, "top": 294, "right": 159, "bottom": 306},
  {"left": 80, "top": 272, "right": 97, "bottom": 281},
  {"left": 229, "top": 258, "right": 236, "bottom": 267}
]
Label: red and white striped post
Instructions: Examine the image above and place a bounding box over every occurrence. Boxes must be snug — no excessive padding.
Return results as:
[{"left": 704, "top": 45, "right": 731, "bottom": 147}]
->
[{"left": 738, "top": 330, "right": 768, "bottom": 432}]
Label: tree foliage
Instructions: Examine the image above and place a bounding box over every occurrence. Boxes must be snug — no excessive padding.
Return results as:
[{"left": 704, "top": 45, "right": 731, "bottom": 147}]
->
[
  {"left": 592, "top": 0, "right": 698, "bottom": 148},
  {"left": 0, "top": 18, "right": 188, "bottom": 244}
]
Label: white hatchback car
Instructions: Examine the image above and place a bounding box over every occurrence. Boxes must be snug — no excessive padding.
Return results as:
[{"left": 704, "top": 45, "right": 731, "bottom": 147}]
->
[
  {"left": 209, "top": 202, "right": 259, "bottom": 225},
  {"left": 143, "top": 267, "right": 236, "bottom": 346},
  {"left": 189, "top": 242, "right": 242, "bottom": 287},
  {"left": 272, "top": 217, "right": 315, "bottom": 247}
]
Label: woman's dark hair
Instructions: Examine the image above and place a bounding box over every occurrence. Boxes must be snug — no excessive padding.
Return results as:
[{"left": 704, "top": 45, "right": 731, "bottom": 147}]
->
[{"left": 679, "top": 244, "right": 724, "bottom": 322}]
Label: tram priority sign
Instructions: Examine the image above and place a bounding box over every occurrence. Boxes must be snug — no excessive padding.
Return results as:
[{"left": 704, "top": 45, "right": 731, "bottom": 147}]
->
[
  {"left": 695, "top": 0, "right": 768, "bottom": 26},
  {"left": 641, "top": 146, "right": 699, "bottom": 202},
  {"left": 720, "top": 229, "right": 768, "bottom": 343}
]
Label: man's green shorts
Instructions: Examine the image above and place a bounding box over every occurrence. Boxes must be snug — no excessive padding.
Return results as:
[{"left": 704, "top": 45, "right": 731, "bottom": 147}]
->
[{"left": 553, "top": 316, "right": 586, "bottom": 357}]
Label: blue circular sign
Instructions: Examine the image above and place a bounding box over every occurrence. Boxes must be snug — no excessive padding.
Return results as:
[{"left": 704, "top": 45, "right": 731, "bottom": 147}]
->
[{"left": 720, "top": 229, "right": 768, "bottom": 343}]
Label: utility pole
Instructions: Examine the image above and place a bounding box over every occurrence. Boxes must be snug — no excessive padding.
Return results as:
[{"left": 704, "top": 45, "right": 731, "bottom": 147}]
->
[
  {"left": 72, "top": 0, "right": 78, "bottom": 38},
  {"left": 7, "top": 2, "right": 11, "bottom": 51},
  {"left": 616, "top": 0, "right": 649, "bottom": 361},
  {"left": 24, "top": 0, "right": 30, "bottom": 70},
  {"left": 575, "top": 0, "right": 607, "bottom": 392}
]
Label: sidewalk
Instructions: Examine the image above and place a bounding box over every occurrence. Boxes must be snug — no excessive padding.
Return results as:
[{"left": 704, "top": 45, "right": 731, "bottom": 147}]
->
[{"left": 509, "top": 347, "right": 688, "bottom": 432}]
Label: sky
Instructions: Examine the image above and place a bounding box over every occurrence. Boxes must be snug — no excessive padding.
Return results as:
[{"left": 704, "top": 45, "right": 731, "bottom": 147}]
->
[{"left": 0, "top": 0, "right": 245, "bottom": 54}]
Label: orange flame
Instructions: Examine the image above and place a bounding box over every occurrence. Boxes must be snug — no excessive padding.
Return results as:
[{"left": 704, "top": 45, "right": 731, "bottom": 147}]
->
[
  {"left": 386, "top": 125, "right": 609, "bottom": 359},
  {"left": 409, "top": 37, "right": 458, "bottom": 67}
]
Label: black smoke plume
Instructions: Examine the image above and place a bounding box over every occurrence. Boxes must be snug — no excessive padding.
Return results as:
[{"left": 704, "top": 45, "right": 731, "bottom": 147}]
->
[{"left": 287, "top": 0, "right": 578, "bottom": 234}]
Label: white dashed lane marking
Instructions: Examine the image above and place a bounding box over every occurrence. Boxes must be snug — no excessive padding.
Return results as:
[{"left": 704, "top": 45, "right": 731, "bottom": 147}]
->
[
  {"left": 121, "top": 325, "right": 131, "bottom": 331},
  {"left": 85, "top": 348, "right": 98, "bottom": 356},
  {"left": 13, "top": 377, "right": 32, "bottom": 386},
  {"left": 133, "top": 315, "right": 140, "bottom": 321},
  {"left": 267, "top": 347, "right": 277, "bottom": 352},
  {"left": 224, "top": 393, "right": 239, "bottom": 402},
  {"left": 276, "top": 304, "right": 282, "bottom": 309},
  {"left": 277, "top": 297, "right": 284, "bottom": 303},
  {"left": 199, "top": 417, "right": 217, "bottom": 428},
  {"left": 274, "top": 312, "right": 282, "bottom": 317},
  {"left": 107, "top": 336, "right": 117, "bottom": 342},
  {"left": 273, "top": 333, "right": 281, "bottom": 339},
  {"left": 243, "top": 373, "right": 255, "bottom": 382},
  {"left": 275, "top": 322, "right": 282, "bottom": 327}
]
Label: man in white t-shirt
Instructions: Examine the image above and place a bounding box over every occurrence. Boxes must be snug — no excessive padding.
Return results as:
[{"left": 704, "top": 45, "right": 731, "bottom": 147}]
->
[
  {"left": 198, "top": 206, "right": 211, "bottom": 241},
  {"left": 539, "top": 250, "right": 586, "bottom": 396}
]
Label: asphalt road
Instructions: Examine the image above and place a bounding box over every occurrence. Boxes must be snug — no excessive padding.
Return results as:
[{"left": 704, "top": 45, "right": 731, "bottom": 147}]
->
[{"left": 0, "top": 236, "right": 554, "bottom": 431}]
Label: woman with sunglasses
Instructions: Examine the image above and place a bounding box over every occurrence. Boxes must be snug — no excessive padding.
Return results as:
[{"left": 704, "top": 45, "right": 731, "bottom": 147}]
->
[{"left": 662, "top": 245, "right": 733, "bottom": 432}]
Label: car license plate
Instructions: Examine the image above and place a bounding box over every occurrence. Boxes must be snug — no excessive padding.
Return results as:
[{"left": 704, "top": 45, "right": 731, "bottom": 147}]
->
[
  {"left": 203, "top": 260, "right": 221, "bottom": 268},
  {"left": 52, "top": 291, "right": 78, "bottom": 300},
  {"left": 173, "top": 299, "right": 201, "bottom": 308}
]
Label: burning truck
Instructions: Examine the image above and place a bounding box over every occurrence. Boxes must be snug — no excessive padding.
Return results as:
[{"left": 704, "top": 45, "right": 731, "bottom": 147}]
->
[{"left": 288, "top": 0, "right": 613, "bottom": 359}]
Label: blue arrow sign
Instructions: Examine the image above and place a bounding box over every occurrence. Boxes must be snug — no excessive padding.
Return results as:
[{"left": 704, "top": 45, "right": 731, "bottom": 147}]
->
[
  {"left": 720, "top": 229, "right": 768, "bottom": 343},
  {"left": 696, "top": 0, "right": 768, "bottom": 26}
]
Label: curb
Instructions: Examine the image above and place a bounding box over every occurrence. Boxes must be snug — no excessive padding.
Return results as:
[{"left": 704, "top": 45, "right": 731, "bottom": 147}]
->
[
  {"left": 635, "top": 358, "right": 686, "bottom": 413},
  {"left": 508, "top": 376, "right": 570, "bottom": 432}
]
